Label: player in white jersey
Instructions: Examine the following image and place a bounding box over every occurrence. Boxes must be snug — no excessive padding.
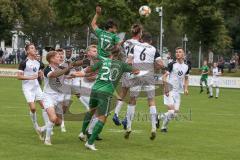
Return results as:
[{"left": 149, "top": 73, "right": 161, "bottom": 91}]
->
[
  {"left": 17, "top": 43, "right": 48, "bottom": 141},
  {"left": 124, "top": 32, "right": 163, "bottom": 140},
  {"left": 42, "top": 51, "right": 82, "bottom": 145},
  {"left": 112, "top": 24, "right": 143, "bottom": 126},
  {"left": 209, "top": 62, "right": 222, "bottom": 98},
  {"left": 160, "top": 47, "right": 190, "bottom": 132}
]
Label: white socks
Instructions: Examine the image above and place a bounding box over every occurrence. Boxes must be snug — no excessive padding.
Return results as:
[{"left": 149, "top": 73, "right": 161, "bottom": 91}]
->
[
  {"left": 149, "top": 106, "right": 157, "bottom": 131},
  {"left": 79, "top": 96, "right": 90, "bottom": 111},
  {"left": 216, "top": 87, "right": 219, "bottom": 97},
  {"left": 126, "top": 105, "right": 135, "bottom": 131},
  {"left": 30, "top": 111, "right": 38, "bottom": 129},
  {"left": 162, "top": 110, "right": 175, "bottom": 129},
  {"left": 209, "top": 86, "right": 220, "bottom": 97},
  {"left": 114, "top": 100, "right": 124, "bottom": 116},
  {"left": 209, "top": 86, "right": 213, "bottom": 96},
  {"left": 61, "top": 114, "right": 65, "bottom": 128},
  {"left": 88, "top": 115, "right": 98, "bottom": 134},
  {"left": 45, "top": 121, "right": 54, "bottom": 141},
  {"left": 42, "top": 109, "right": 49, "bottom": 124}
]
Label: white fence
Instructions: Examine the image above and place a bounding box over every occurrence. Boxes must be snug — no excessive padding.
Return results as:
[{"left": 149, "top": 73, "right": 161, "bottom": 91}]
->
[{"left": 1, "top": 68, "right": 240, "bottom": 88}]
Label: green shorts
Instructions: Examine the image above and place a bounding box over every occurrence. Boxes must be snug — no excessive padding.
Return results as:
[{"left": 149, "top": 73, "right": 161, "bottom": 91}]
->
[
  {"left": 89, "top": 91, "right": 112, "bottom": 116},
  {"left": 200, "top": 77, "right": 208, "bottom": 82}
]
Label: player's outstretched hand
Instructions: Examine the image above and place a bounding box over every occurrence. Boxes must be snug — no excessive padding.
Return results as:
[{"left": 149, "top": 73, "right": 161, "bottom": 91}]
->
[{"left": 96, "top": 5, "right": 101, "bottom": 15}]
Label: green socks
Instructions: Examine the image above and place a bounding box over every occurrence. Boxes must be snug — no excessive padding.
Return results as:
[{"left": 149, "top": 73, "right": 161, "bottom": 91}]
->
[
  {"left": 88, "top": 121, "right": 104, "bottom": 145},
  {"left": 81, "top": 112, "right": 93, "bottom": 134}
]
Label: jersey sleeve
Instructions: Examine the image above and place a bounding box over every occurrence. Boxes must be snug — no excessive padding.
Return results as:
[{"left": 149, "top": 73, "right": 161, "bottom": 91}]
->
[
  {"left": 114, "top": 35, "right": 121, "bottom": 45},
  {"left": 166, "top": 62, "right": 174, "bottom": 73},
  {"left": 18, "top": 60, "right": 27, "bottom": 72},
  {"left": 90, "top": 61, "right": 103, "bottom": 72},
  {"left": 186, "top": 65, "right": 190, "bottom": 76},
  {"left": 95, "top": 28, "right": 103, "bottom": 38},
  {"left": 44, "top": 66, "right": 52, "bottom": 77},
  {"left": 154, "top": 50, "right": 161, "bottom": 60}
]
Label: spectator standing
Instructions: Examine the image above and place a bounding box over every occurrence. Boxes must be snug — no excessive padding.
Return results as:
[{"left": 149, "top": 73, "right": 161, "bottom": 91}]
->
[
  {"left": 0, "top": 48, "right": 3, "bottom": 64},
  {"left": 17, "top": 48, "right": 21, "bottom": 64},
  {"left": 234, "top": 53, "right": 239, "bottom": 70},
  {"left": 208, "top": 49, "right": 214, "bottom": 66},
  {"left": 217, "top": 56, "right": 225, "bottom": 73}
]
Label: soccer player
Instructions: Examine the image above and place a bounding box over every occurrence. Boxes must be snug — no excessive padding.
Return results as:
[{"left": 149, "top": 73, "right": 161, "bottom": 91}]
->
[
  {"left": 160, "top": 47, "right": 190, "bottom": 132},
  {"left": 17, "top": 43, "right": 48, "bottom": 141},
  {"left": 200, "top": 60, "right": 209, "bottom": 94},
  {"left": 112, "top": 24, "right": 143, "bottom": 126},
  {"left": 56, "top": 48, "right": 68, "bottom": 132},
  {"left": 209, "top": 62, "right": 222, "bottom": 98},
  {"left": 124, "top": 32, "right": 163, "bottom": 140},
  {"left": 91, "top": 5, "right": 121, "bottom": 60},
  {"left": 42, "top": 51, "right": 81, "bottom": 145},
  {"left": 71, "top": 51, "right": 140, "bottom": 151},
  {"left": 77, "top": 45, "right": 103, "bottom": 141}
]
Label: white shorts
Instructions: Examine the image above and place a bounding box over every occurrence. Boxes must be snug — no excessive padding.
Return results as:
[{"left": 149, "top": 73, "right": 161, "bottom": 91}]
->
[
  {"left": 210, "top": 78, "right": 220, "bottom": 87},
  {"left": 72, "top": 77, "right": 81, "bottom": 94},
  {"left": 42, "top": 92, "right": 63, "bottom": 111},
  {"left": 22, "top": 86, "right": 43, "bottom": 103},
  {"left": 164, "top": 91, "right": 181, "bottom": 110},
  {"left": 130, "top": 76, "right": 155, "bottom": 99},
  {"left": 121, "top": 73, "right": 132, "bottom": 88},
  {"left": 80, "top": 78, "right": 94, "bottom": 97}
]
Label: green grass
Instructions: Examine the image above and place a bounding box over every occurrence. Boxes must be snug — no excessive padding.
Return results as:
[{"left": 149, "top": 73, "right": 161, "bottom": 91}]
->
[{"left": 0, "top": 78, "right": 240, "bottom": 160}]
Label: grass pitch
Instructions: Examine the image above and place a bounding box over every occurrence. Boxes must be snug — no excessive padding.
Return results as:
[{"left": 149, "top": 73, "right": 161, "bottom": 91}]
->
[{"left": 0, "top": 78, "right": 239, "bottom": 160}]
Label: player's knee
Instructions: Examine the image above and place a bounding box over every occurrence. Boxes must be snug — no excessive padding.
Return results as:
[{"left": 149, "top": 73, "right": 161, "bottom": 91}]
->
[{"left": 30, "top": 108, "right": 36, "bottom": 113}]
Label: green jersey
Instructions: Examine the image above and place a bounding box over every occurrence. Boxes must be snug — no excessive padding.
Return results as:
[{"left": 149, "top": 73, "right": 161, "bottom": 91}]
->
[
  {"left": 95, "top": 28, "right": 120, "bottom": 59},
  {"left": 201, "top": 65, "right": 209, "bottom": 79},
  {"left": 90, "top": 59, "right": 133, "bottom": 94}
]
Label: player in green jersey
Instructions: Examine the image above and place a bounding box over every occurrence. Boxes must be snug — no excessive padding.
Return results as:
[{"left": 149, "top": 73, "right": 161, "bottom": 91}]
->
[
  {"left": 91, "top": 5, "right": 121, "bottom": 59},
  {"left": 200, "top": 60, "right": 209, "bottom": 94},
  {"left": 71, "top": 51, "right": 139, "bottom": 151}
]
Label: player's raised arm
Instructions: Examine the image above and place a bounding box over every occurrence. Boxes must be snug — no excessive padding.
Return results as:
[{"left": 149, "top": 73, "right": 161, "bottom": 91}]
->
[
  {"left": 48, "top": 65, "right": 72, "bottom": 78},
  {"left": 91, "top": 5, "right": 101, "bottom": 31}
]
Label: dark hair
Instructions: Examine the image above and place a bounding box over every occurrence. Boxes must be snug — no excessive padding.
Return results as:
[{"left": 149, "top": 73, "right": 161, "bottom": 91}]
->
[
  {"left": 46, "top": 51, "right": 58, "bottom": 63},
  {"left": 142, "top": 32, "right": 152, "bottom": 43},
  {"left": 105, "top": 19, "right": 118, "bottom": 30},
  {"left": 176, "top": 47, "right": 185, "bottom": 52},
  {"left": 25, "top": 43, "right": 35, "bottom": 51},
  {"left": 131, "top": 24, "right": 143, "bottom": 36},
  {"left": 56, "top": 48, "right": 63, "bottom": 52}
]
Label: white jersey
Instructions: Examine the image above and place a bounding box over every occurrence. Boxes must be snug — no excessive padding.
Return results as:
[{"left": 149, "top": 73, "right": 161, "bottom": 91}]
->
[
  {"left": 43, "top": 65, "right": 63, "bottom": 94},
  {"left": 166, "top": 61, "right": 190, "bottom": 93},
  {"left": 212, "top": 67, "right": 221, "bottom": 79},
  {"left": 123, "top": 39, "right": 139, "bottom": 61},
  {"left": 128, "top": 41, "right": 161, "bottom": 75},
  {"left": 18, "top": 58, "right": 43, "bottom": 90}
]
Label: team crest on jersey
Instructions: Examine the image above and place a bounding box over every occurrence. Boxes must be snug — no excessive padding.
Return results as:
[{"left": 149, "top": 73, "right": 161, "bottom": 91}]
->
[
  {"left": 178, "top": 71, "right": 183, "bottom": 76},
  {"left": 33, "top": 67, "right": 37, "bottom": 72}
]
